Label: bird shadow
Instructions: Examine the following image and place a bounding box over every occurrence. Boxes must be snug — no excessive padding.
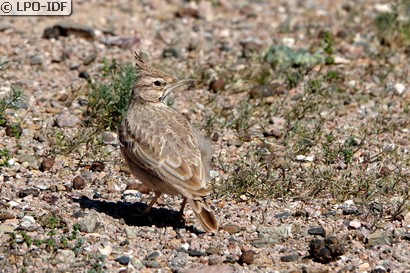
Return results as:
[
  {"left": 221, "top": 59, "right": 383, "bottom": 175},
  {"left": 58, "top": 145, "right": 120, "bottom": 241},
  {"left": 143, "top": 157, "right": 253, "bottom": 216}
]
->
[{"left": 72, "top": 196, "right": 203, "bottom": 234}]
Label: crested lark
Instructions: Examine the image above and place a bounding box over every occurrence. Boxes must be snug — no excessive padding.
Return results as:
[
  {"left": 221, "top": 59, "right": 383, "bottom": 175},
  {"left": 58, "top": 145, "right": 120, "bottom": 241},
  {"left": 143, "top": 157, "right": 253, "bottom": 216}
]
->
[{"left": 119, "top": 52, "right": 218, "bottom": 232}]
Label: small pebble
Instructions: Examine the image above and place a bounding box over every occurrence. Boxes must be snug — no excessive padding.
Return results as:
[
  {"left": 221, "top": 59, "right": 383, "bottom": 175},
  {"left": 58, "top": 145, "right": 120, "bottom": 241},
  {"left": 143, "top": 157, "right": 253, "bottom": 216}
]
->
[
  {"left": 56, "top": 184, "right": 66, "bottom": 191},
  {"left": 274, "top": 211, "right": 292, "bottom": 219},
  {"left": 401, "top": 233, "right": 410, "bottom": 241},
  {"left": 209, "top": 79, "right": 225, "bottom": 93},
  {"left": 42, "top": 194, "right": 58, "bottom": 204},
  {"left": 206, "top": 247, "right": 220, "bottom": 255},
  {"left": 366, "top": 230, "right": 391, "bottom": 247},
  {"left": 29, "top": 55, "right": 43, "bottom": 65},
  {"left": 18, "top": 215, "right": 36, "bottom": 231},
  {"left": 78, "top": 211, "right": 102, "bottom": 233},
  {"left": 358, "top": 262, "right": 370, "bottom": 272},
  {"left": 189, "top": 249, "right": 205, "bottom": 257},
  {"left": 72, "top": 176, "right": 86, "bottom": 190},
  {"left": 18, "top": 188, "right": 40, "bottom": 198},
  {"left": 211, "top": 132, "right": 219, "bottom": 142},
  {"left": 54, "top": 112, "right": 81, "bottom": 128},
  {"left": 8, "top": 201, "right": 20, "bottom": 208},
  {"left": 394, "top": 83, "right": 405, "bottom": 95},
  {"left": 131, "top": 258, "right": 144, "bottom": 270},
  {"left": 180, "top": 243, "right": 190, "bottom": 251},
  {"left": 348, "top": 220, "right": 361, "bottom": 229},
  {"left": 37, "top": 184, "right": 49, "bottom": 190},
  {"left": 162, "top": 48, "right": 180, "bottom": 58},
  {"left": 115, "top": 256, "right": 130, "bottom": 265},
  {"left": 239, "top": 249, "right": 256, "bottom": 265},
  {"left": 101, "top": 131, "right": 118, "bottom": 145},
  {"left": 354, "top": 232, "right": 366, "bottom": 242},
  {"left": 221, "top": 224, "right": 241, "bottom": 234},
  {"left": 224, "top": 255, "right": 237, "bottom": 264},
  {"left": 208, "top": 254, "right": 223, "bottom": 265},
  {"left": 18, "top": 154, "right": 38, "bottom": 169},
  {"left": 227, "top": 139, "right": 242, "bottom": 147},
  {"left": 370, "top": 266, "right": 387, "bottom": 273},
  {"left": 280, "top": 253, "right": 300, "bottom": 262},
  {"left": 90, "top": 161, "right": 105, "bottom": 172},
  {"left": 0, "top": 212, "right": 15, "bottom": 220},
  {"left": 93, "top": 192, "right": 102, "bottom": 199},
  {"left": 308, "top": 226, "right": 326, "bottom": 237},
  {"left": 342, "top": 206, "right": 359, "bottom": 215},
  {"left": 0, "top": 224, "right": 15, "bottom": 233},
  {"left": 79, "top": 71, "right": 90, "bottom": 80},
  {"left": 146, "top": 251, "right": 160, "bottom": 260},
  {"left": 98, "top": 244, "right": 112, "bottom": 256},
  {"left": 43, "top": 21, "right": 95, "bottom": 39},
  {"left": 142, "top": 260, "right": 159, "bottom": 268},
  {"left": 83, "top": 51, "right": 97, "bottom": 65},
  {"left": 308, "top": 236, "right": 345, "bottom": 264},
  {"left": 122, "top": 190, "right": 142, "bottom": 197}
]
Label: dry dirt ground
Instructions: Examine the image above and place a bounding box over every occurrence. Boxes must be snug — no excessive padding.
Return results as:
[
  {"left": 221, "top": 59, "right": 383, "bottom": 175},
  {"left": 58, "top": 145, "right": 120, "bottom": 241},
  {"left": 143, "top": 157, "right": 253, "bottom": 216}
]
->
[{"left": 0, "top": 0, "right": 409, "bottom": 272}]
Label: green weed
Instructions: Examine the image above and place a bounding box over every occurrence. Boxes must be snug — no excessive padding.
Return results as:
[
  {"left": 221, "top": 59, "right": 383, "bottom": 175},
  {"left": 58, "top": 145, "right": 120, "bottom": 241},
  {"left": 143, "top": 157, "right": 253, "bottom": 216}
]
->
[
  {"left": 44, "top": 126, "right": 97, "bottom": 157},
  {"left": 0, "top": 148, "right": 12, "bottom": 168},
  {"left": 86, "top": 254, "right": 105, "bottom": 273},
  {"left": 20, "top": 232, "right": 32, "bottom": 247},
  {"left": 0, "top": 86, "right": 24, "bottom": 126},
  {"left": 85, "top": 60, "right": 136, "bottom": 131},
  {"left": 375, "top": 0, "right": 410, "bottom": 46},
  {"left": 322, "top": 134, "right": 363, "bottom": 165},
  {"left": 212, "top": 147, "right": 291, "bottom": 199},
  {"left": 322, "top": 31, "right": 335, "bottom": 64},
  {"left": 227, "top": 100, "right": 253, "bottom": 131}
]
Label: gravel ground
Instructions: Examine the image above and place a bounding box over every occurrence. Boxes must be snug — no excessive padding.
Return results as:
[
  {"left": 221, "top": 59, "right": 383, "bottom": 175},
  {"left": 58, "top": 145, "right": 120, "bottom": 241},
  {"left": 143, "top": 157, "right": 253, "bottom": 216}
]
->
[{"left": 0, "top": 0, "right": 409, "bottom": 272}]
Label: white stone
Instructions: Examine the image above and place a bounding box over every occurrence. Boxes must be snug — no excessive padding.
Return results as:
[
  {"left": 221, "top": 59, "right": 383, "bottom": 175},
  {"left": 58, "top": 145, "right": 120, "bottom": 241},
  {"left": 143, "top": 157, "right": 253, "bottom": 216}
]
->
[
  {"left": 347, "top": 80, "right": 356, "bottom": 87},
  {"left": 344, "top": 199, "right": 355, "bottom": 206},
  {"left": 123, "top": 190, "right": 141, "bottom": 197},
  {"left": 394, "top": 83, "right": 405, "bottom": 95},
  {"left": 21, "top": 215, "right": 35, "bottom": 224},
  {"left": 18, "top": 215, "right": 36, "bottom": 229},
  {"left": 296, "top": 155, "right": 315, "bottom": 162},
  {"left": 36, "top": 185, "right": 49, "bottom": 190},
  {"left": 358, "top": 262, "right": 370, "bottom": 272},
  {"left": 98, "top": 244, "right": 112, "bottom": 256},
  {"left": 374, "top": 4, "right": 391, "bottom": 13},
  {"left": 349, "top": 220, "right": 361, "bottom": 229},
  {"left": 181, "top": 243, "right": 190, "bottom": 251},
  {"left": 8, "top": 201, "right": 19, "bottom": 208},
  {"left": 282, "top": 37, "right": 295, "bottom": 47},
  {"left": 333, "top": 56, "right": 350, "bottom": 64},
  {"left": 220, "top": 29, "right": 230, "bottom": 38},
  {"left": 209, "top": 170, "right": 219, "bottom": 178}
]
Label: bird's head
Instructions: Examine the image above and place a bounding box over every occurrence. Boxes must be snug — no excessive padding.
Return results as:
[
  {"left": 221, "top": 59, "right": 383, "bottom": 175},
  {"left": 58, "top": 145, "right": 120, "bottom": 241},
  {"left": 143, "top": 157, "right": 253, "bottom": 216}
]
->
[{"left": 132, "top": 52, "right": 193, "bottom": 104}]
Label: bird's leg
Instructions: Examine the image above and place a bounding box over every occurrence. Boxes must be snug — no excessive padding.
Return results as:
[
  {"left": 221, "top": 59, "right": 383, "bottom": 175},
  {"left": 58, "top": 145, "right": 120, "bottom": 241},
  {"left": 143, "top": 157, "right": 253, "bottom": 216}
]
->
[
  {"left": 144, "top": 192, "right": 161, "bottom": 214},
  {"left": 179, "top": 197, "right": 187, "bottom": 215},
  {"left": 178, "top": 197, "right": 188, "bottom": 225}
]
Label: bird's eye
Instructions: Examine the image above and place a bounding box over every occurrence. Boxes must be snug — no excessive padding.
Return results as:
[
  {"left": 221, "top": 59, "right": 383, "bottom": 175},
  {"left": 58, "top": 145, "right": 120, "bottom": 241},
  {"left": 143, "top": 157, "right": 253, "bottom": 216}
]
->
[{"left": 154, "top": 80, "right": 161, "bottom": 86}]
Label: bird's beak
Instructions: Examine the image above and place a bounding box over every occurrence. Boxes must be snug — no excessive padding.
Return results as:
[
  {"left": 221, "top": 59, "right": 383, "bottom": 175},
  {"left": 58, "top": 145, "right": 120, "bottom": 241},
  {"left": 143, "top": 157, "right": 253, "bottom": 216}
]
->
[{"left": 161, "top": 78, "right": 194, "bottom": 101}]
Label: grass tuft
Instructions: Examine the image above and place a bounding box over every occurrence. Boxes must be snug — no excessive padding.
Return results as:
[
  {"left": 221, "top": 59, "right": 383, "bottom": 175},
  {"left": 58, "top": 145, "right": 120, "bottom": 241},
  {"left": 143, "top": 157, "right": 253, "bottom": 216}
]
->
[
  {"left": 85, "top": 60, "right": 136, "bottom": 131},
  {"left": 374, "top": 0, "right": 410, "bottom": 46},
  {"left": 0, "top": 86, "right": 24, "bottom": 126}
]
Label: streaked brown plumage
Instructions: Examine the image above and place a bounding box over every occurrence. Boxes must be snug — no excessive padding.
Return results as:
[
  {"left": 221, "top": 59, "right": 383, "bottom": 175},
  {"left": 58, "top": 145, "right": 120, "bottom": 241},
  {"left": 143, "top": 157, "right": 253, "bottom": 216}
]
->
[{"left": 119, "top": 52, "right": 218, "bottom": 232}]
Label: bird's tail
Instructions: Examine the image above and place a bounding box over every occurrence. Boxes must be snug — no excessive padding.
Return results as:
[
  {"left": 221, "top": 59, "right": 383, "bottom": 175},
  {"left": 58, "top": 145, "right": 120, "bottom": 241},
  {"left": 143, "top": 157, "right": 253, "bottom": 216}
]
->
[{"left": 188, "top": 197, "right": 218, "bottom": 233}]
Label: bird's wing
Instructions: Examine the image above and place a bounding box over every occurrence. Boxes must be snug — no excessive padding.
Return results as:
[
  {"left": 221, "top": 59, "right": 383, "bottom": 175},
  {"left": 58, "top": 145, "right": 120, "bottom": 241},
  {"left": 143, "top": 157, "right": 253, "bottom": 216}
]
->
[{"left": 119, "top": 108, "right": 209, "bottom": 197}]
